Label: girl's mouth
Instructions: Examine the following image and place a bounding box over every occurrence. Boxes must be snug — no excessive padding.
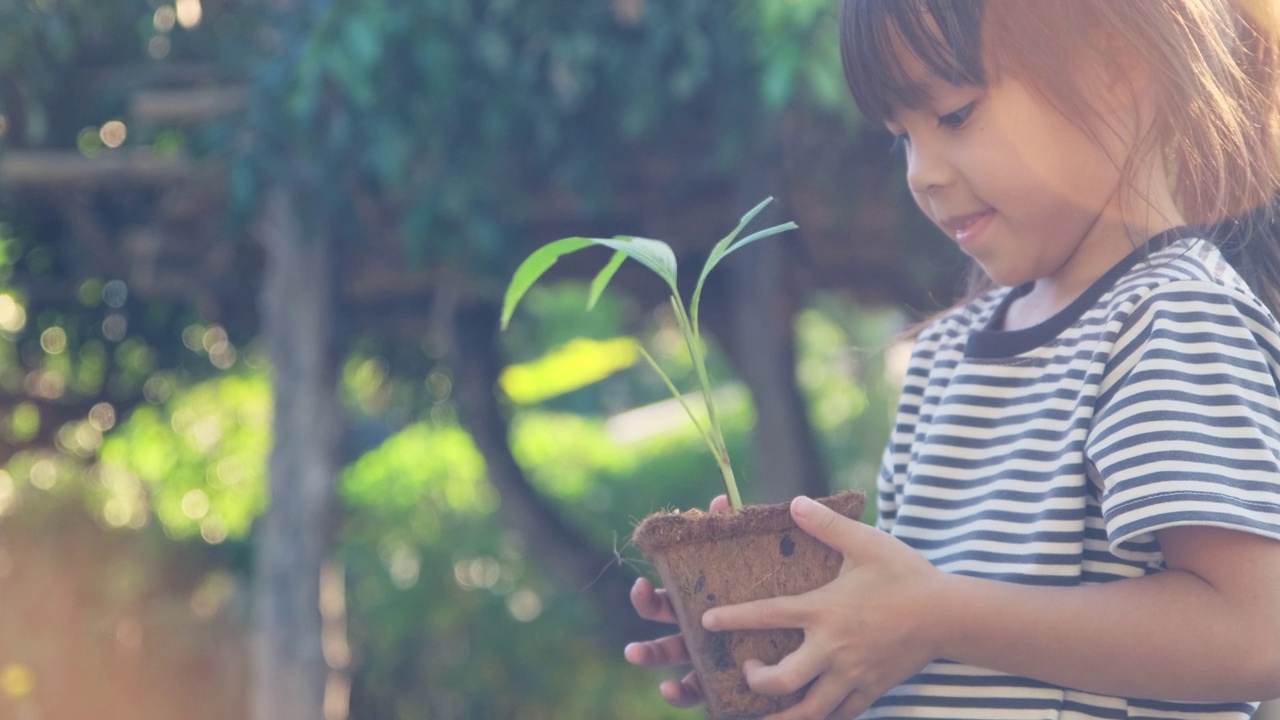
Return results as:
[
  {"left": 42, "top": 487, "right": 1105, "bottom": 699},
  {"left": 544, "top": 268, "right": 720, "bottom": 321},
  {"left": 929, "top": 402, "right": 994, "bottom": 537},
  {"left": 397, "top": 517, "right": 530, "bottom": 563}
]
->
[{"left": 945, "top": 209, "right": 996, "bottom": 247}]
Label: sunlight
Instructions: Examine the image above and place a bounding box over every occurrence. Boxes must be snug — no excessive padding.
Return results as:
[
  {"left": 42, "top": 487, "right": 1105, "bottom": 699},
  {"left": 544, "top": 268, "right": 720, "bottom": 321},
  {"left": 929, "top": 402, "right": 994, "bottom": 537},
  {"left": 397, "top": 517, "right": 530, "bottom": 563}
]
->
[
  {"left": 101, "top": 313, "right": 127, "bottom": 342},
  {"left": 0, "top": 470, "right": 15, "bottom": 516},
  {"left": 38, "top": 326, "right": 65, "bottom": 354},
  {"left": 0, "top": 294, "right": 25, "bottom": 333},
  {"left": 149, "top": 36, "right": 171, "bottom": 60},
  {"left": 28, "top": 458, "right": 56, "bottom": 490},
  {"left": 181, "top": 488, "right": 210, "bottom": 519},
  {"left": 0, "top": 663, "right": 33, "bottom": 700},
  {"left": 200, "top": 515, "right": 227, "bottom": 544},
  {"left": 88, "top": 402, "right": 116, "bottom": 432},
  {"left": 506, "top": 589, "right": 543, "bottom": 622},
  {"left": 176, "top": 0, "right": 203, "bottom": 29},
  {"left": 99, "top": 120, "right": 127, "bottom": 149},
  {"left": 153, "top": 5, "right": 176, "bottom": 32}
]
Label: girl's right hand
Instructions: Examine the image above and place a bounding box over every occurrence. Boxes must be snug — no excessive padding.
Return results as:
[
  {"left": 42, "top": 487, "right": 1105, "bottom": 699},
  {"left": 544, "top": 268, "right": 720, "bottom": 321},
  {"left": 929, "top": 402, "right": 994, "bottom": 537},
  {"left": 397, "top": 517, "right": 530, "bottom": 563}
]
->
[{"left": 623, "top": 493, "right": 733, "bottom": 708}]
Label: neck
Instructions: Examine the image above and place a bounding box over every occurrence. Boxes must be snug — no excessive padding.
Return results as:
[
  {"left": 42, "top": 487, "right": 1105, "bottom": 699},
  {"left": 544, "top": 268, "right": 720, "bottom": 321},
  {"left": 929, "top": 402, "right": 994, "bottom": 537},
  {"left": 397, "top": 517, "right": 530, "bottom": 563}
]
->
[{"left": 1006, "top": 155, "right": 1184, "bottom": 332}]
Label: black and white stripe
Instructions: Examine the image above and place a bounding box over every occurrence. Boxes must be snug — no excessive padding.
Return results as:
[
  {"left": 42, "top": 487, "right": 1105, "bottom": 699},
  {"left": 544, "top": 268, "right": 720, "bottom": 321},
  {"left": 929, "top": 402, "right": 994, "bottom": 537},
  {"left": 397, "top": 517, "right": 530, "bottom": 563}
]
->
[{"left": 868, "top": 233, "right": 1280, "bottom": 719}]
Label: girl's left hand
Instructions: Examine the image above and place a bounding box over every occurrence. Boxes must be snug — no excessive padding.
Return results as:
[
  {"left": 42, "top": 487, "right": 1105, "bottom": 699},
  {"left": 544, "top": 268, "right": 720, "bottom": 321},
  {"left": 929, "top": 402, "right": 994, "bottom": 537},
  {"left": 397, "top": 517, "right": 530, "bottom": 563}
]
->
[{"left": 701, "top": 496, "right": 945, "bottom": 720}]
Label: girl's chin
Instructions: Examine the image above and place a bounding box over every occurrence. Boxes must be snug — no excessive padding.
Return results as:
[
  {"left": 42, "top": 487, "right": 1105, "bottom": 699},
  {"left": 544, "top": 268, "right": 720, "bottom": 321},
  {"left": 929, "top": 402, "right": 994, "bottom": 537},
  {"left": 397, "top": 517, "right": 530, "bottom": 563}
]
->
[{"left": 974, "top": 261, "right": 1036, "bottom": 289}]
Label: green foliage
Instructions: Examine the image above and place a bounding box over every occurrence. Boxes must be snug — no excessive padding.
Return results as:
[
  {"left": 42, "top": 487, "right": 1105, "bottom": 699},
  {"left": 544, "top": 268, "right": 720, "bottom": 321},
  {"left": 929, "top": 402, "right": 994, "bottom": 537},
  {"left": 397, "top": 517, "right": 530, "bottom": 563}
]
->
[
  {"left": 235, "top": 0, "right": 851, "bottom": 277},
  {"left": 742, "top": 0, "right": 850, "bottom": 111},
  {"left": 499, "top": 336, "right": 640, "bottom": 405},
  {"left": 98, "top": 373, "right": 271, "bottom": 541}
]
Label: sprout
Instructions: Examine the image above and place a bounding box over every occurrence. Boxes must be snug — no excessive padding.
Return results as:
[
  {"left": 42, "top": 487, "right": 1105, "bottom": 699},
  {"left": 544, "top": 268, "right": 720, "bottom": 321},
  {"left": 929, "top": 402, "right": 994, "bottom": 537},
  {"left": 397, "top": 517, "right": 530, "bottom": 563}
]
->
[{"left": 500, "top": 197, "right": 798, "bottom": 511}]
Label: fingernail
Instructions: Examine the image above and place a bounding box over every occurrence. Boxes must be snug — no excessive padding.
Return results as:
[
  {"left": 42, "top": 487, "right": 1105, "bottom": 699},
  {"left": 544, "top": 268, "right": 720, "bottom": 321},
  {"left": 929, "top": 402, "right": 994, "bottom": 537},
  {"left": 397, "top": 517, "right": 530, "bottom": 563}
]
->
[
  {"left": 702, "top": 610, "right": 718, "bottom": 630},
  {"left": 792, "top": 495, "right": 816, "bottom": 517}
]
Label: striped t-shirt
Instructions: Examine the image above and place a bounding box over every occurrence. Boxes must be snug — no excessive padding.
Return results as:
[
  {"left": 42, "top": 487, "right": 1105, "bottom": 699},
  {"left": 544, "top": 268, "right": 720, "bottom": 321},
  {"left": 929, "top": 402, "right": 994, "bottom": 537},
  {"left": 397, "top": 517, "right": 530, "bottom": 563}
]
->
[{"left": 868, "top": 232, "right": 1280, "bottom": 719}]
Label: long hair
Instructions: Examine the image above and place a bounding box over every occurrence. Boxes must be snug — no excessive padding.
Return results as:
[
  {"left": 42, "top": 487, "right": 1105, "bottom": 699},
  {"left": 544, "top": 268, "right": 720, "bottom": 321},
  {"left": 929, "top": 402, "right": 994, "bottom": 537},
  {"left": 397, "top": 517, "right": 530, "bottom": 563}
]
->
[{"left": 840, "top": 0, "right": 1280, "bottom": 315}]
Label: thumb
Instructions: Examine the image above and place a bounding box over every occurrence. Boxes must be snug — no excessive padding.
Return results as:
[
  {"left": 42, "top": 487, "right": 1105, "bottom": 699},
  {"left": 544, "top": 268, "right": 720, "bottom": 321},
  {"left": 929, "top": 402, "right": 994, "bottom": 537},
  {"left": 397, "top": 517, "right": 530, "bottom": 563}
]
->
[{"left": 790, "top": 495, "right": 876, "bottom": 558}]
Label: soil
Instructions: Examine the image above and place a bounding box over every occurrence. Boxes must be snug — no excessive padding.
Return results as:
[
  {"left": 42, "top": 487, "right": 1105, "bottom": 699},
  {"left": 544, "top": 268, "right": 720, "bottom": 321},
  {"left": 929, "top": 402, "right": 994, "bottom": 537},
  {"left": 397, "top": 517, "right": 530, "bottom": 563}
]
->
[{"left": 632, "top": 490, "right": 866, "bottom": 719}]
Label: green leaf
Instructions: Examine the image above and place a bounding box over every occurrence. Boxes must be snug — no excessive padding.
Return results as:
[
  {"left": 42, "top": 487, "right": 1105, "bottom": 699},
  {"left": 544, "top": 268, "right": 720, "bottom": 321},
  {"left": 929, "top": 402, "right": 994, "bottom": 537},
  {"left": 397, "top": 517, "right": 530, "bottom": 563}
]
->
[
  {"left": 586, "top": 250, "right": 626, "bottom": 311},
  {"left": 500, "top": 236, "right": 679, "bottom": 330},
  {"left": 722, "top": 221, "right": 799, "bottom": 260},
  {"left": 500, "top": 237, "right": 595, "bottom": 329},
  {"left": 591, "top": 236, "right": 679, "bottom": 293},
  {"left": 690, "top": 197, "right": 799, "bottom": 335},
  {"left": 696, "top": 196, "right": 775, "bottom": 296}
]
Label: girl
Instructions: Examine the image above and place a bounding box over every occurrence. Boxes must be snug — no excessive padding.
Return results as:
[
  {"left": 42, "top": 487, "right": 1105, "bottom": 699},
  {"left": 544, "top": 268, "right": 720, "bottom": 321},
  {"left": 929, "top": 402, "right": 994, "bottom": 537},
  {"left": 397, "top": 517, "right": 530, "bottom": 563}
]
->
[{"left": 625, "top": 1, "right": 1280, "bottom": 718}]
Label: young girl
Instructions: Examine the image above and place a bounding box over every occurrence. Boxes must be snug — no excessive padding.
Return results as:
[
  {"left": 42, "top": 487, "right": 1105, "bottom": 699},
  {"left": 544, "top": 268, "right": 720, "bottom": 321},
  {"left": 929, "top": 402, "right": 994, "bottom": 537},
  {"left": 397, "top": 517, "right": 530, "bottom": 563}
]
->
[{"left": 625, "top": 1, "right": 1280, "bottom": 718}]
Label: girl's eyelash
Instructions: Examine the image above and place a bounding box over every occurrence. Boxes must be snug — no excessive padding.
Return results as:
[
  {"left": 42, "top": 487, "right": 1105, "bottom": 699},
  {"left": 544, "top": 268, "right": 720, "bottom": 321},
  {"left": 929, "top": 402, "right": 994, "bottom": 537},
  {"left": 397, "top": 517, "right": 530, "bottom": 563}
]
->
[
  {"left": 886, "top": 98, "right": 976, "bottom": 153},
  {"left": 939, "top": 101, "right": 976, "bottom": 129}
]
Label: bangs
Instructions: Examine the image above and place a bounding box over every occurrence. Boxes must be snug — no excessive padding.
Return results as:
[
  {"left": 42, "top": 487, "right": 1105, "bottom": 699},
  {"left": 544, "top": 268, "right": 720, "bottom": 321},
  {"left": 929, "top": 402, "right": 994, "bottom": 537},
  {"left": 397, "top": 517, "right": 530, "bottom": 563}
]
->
[{"left": 841, "top": 0, "right": 987, "bottom": 124}]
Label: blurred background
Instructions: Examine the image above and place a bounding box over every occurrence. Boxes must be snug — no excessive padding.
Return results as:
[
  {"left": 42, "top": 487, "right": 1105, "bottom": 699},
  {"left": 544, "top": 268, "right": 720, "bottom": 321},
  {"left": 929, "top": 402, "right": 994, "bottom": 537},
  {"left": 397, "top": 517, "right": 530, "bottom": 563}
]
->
[{"left": 0, "top": 1, "right": 997, "bottom": 718}]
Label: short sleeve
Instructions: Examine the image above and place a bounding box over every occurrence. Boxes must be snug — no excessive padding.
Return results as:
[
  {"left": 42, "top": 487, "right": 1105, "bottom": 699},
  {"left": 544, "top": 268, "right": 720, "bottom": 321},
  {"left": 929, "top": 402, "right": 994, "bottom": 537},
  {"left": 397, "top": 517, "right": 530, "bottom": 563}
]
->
[{"left": 1086, "top": 281, "right": 1280, "bottom": 561}]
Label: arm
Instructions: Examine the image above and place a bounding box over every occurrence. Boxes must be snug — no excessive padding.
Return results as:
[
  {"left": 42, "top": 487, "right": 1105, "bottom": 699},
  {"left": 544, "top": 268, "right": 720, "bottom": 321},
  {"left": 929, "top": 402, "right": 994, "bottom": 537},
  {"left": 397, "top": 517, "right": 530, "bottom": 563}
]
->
[
  {"left": 703, "top": 497, "right": 1280, "bottom": 720},
  {"left": 935, "top": 523, "right": 1280, "bottom": 701}
]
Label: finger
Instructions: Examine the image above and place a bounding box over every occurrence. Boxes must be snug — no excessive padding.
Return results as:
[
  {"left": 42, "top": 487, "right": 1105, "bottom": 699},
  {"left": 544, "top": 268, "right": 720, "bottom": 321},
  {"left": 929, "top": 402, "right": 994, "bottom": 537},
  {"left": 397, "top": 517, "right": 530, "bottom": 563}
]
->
[
  {"left": 709, "top": 494, "right": 732, "bottom": 514},
  {"left": 742, "top": 650, "right": 825, "bottom": 697},
  {"left": 762, "top": 673, "right": 854, "bottom": 720},
  {"left": 624, "top": 633, "right": 691, "bottom": 669},
  {"left": 631, "top": 577, "right": 679, "bottom": 624},
  {"left": 659, "top": 670, "right": 705, "bottom": 708},
  {"left": 703, "top": 593, "right": 806, "bottom": 632},
  {"left": 790, "top": 495, "right": 879, "bottom": 559}
]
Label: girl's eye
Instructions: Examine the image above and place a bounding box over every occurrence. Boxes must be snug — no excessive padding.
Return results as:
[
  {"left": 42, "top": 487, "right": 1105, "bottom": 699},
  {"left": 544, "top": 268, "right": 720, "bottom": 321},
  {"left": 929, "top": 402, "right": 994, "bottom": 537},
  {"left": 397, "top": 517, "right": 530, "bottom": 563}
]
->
[{"left": 938, "top": 101, "right": 976, "bottom": 129}]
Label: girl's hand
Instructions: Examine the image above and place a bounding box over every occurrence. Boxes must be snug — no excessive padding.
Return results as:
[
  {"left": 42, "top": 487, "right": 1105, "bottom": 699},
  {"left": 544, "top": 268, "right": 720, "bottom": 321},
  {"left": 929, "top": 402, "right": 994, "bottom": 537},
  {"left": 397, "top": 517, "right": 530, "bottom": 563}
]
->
[
  {"left": 701, "top": 496, "right": 944, "bottom": 720},
  {"left": 623, "top": 494, "right": 733, "bottom": 708}
]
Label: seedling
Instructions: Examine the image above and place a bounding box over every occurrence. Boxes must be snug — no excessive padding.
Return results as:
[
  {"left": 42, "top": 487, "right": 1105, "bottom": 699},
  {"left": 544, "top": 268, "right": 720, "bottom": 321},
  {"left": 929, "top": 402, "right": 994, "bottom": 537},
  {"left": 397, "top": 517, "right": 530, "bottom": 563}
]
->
[{"left": 500, "top": 197, "right": 798, "bottom": 512}]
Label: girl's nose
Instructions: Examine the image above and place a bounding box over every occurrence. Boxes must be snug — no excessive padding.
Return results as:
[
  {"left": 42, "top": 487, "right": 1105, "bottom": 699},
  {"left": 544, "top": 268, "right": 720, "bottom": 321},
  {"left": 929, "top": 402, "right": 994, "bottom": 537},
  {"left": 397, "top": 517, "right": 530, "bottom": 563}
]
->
[{"left": 905, "top": 140, "right": 953, "bottom": 195}]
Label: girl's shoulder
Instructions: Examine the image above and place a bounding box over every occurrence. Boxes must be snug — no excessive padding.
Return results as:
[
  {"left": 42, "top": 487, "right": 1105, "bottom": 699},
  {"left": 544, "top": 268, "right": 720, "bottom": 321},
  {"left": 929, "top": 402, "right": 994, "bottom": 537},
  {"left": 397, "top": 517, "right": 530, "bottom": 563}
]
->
[
  {"left": 1100, "top": 236, "right": 1280, "bottom": 337},
  {"left": 1109, "top": 236, "right": 1263, "bottom": 304}
]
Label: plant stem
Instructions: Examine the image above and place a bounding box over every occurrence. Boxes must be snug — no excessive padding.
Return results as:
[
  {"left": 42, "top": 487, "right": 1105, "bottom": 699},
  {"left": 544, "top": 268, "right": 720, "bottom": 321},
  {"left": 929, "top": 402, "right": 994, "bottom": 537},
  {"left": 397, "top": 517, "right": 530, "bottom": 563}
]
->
[{"left": 670, "top": 296, "right": 743, "bottom": 511}]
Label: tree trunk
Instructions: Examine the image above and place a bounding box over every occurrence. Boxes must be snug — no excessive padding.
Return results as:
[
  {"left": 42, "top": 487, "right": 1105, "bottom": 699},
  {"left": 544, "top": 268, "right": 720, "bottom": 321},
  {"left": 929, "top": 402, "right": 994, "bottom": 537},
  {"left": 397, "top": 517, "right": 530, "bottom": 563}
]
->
[
  {"left": 708, "top": 134, "right": 830, "bottom": 505},
  {"left": 451, "top": 300, "right": 661, "bottom": 648},
  {"left": 727, "top": 235, "right": 829, "bottom": 504},
  {"left": 251, "top": 186, "right": 341, "bottom": 720}
]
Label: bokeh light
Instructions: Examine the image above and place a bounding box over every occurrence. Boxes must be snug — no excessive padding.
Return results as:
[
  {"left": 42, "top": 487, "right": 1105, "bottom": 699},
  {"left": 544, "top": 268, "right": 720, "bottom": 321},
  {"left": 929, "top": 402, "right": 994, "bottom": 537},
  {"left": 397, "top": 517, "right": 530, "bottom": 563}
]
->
[
  {"left": 99, "top": 120, "right": 127, "bottom": 149},
  {"left": 0, "top": 663, "right": 34, "bottom": 699},
  {"left": 153, "top": 5, "right": 176, "bottom": 32},
  {"left": 176, "top": 0, "right": 203, "bottom": 29},
  {"left": 102, "top": 279, "right": 128, "bottom": 308},
  {"left": 39, "top": 326, "right": 67, "bottom": 354},
  {"left": 0, "top": 470, "right": 16, "bottom": 516},
  {"left": 0, "top": 294, "right": 26, "bottom": 333},
  {"left": 149, "top": 35, "right": 171, "bottom": 59},
  {"left": 88, "top": 402, "right": 117, "bottom": 432},
  {"left": 506, "top": 589, "right": 543, "bottom": 622}
]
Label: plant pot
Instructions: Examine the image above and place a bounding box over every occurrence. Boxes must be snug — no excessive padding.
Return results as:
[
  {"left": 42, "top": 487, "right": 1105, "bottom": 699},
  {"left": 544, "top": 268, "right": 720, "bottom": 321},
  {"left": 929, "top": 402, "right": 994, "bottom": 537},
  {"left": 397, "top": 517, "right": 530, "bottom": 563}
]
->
[{"left": 632, "top": 490, "right": 866, "bottom": 720}]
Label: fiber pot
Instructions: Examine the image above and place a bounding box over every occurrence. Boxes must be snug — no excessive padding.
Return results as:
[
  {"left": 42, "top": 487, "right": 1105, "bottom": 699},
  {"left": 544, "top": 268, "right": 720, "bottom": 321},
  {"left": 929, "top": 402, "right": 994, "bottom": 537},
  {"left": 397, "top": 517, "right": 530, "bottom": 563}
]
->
[{"left": 632, "top": 490, "right": 866, "bottom": 720}]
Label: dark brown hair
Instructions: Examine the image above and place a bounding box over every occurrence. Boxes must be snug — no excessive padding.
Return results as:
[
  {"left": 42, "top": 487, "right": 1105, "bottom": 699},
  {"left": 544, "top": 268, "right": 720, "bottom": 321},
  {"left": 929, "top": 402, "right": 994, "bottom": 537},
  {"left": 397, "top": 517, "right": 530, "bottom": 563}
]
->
[{"left": 840, "top": 0, "right": 1280, "bottom": 314}]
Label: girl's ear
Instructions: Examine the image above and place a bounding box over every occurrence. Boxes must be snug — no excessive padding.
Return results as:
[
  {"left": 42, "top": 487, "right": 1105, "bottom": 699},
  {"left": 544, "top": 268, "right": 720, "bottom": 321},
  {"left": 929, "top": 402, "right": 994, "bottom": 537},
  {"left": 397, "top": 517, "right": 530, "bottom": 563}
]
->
[
  {"left": 1098, "top": 30, "right": 1149, "bottom": 94},
  {"left": 1089, "top": 32, "right": 1154, "bottom": 122}
]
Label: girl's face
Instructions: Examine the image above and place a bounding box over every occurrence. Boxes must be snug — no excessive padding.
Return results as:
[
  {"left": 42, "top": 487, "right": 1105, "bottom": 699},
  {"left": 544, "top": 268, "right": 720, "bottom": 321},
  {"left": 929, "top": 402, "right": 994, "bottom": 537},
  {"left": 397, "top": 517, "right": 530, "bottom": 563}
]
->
[{"left": 884, "top": 52, "right": 1173, "bottom": 300}]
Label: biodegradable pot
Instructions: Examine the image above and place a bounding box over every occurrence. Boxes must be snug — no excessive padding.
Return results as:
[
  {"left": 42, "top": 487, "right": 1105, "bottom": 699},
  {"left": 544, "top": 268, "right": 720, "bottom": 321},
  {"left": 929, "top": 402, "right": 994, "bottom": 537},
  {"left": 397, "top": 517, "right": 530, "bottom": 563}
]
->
[{"left": 632, "top": 490, "right": 866, "bottom": 720}]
